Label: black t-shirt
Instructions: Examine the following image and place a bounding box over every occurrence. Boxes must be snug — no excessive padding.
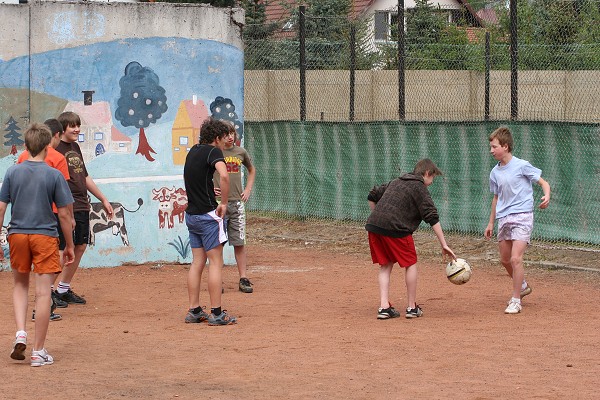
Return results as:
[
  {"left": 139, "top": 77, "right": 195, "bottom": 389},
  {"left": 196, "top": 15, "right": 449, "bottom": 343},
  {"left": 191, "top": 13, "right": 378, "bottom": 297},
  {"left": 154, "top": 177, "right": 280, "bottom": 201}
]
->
[
  {"left": 183, "top": 144, "right": 224, "bottom": 215},
  {"left": 55, "top": 140, "right": 90, "bottom": 212}
]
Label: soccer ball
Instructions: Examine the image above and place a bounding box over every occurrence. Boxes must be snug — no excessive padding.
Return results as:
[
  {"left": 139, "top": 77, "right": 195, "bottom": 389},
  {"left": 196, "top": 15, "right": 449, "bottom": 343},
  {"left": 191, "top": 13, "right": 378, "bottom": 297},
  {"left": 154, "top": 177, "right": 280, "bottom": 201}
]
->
[{"left": 446, "top": 258, "right": 472, "bottom": 285}]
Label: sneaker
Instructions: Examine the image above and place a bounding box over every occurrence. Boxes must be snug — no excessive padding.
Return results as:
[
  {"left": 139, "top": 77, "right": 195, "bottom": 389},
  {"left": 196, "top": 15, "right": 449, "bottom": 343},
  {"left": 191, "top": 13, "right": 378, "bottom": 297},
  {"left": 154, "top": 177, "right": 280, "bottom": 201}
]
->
[
  {"left": 207, "top": 311, "right": 237, "bottom": 326},
  {"left": 31, "top": 348, "right": 54, "bottom": 367},
  {"left": 377, "top": 306, "right": 401, "bottom": 319},
  {"left": 520, "top": 284, "right": 532, "bottom": 299},
  {"left": 239, "top": 278, "right": 254, "bottom": 293},
  {"left": 52, "top": 291, "right": 68, "bottom": 308},
  {"left": 405, "top": 305, "right": 423, "bottom": 319},
  {"left": 184, "top": 307, "right": 209, "bottom": 323},
  {"left": 505, "top": 300, "right": 522, "bottom": 314},
  {"left": 10, "top": 333, "right": 27, "bottom": 360},
  {"left": 32, "top": 310, "right": 62, "bottom": 322},
  {"left": 55, "top": 289, "right": 86, "bottom": 304}
]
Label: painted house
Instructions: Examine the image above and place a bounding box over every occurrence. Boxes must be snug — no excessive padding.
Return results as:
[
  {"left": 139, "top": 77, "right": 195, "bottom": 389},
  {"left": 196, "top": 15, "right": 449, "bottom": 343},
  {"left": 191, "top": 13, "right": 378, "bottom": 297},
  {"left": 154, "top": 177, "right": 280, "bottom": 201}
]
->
[
  {"left": 171, "top": 96, "right": 209, "bottom": 165},
  {"left": 63, "top": 99, "right": 131, "bottom": 162}
]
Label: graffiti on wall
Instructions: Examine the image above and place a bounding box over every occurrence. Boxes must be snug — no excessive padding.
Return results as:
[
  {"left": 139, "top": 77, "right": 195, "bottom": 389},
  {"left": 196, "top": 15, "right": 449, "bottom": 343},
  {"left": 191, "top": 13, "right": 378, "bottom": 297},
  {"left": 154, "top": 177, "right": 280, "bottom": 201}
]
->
[
  {"left": 89, "top": 197, "right": 144, "bottom": 246},
  {"left": 151, "top": 186, "right": 187, "bottom": 229}
]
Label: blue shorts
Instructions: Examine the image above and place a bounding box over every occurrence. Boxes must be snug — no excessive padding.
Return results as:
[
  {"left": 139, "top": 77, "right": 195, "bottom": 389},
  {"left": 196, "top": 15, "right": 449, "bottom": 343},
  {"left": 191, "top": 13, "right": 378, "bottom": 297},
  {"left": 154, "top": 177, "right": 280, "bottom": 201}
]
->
[{"left": 185, "top": 210, "right": 228, "bottom": 251}]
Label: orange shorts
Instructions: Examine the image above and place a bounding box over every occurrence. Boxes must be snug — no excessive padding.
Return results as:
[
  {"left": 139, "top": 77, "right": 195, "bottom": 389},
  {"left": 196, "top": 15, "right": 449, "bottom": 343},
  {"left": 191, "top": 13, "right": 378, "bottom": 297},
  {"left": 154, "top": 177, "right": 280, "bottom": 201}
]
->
[
  {"left": 368, "top": 232, "right": 417, "bottom": 268},
  {"left": 7, "top": 234, "right": 62, "bottom": 274}
]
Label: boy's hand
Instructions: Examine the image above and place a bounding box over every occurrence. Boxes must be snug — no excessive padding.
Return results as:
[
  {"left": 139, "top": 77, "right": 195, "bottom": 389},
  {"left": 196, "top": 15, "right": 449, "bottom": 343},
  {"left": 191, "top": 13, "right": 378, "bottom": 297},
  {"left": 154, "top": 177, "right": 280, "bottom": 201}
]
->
[
  {"left": 241, "top": 188, "right": 252, "bottom": 202},
  {"left": 102, "top": 199, "right": 114, "bottom": 219},
  {"left": 214, "top": 187, "right": 221, "bottom": 197},
  {"left": 442, "top": 245, "right": 457, "bottom": 262},
  {"left": 215, "top": 203, "right": 227, "bottom": 218},
  {"left": 539, "top": 195, "right": 550, "bottom": 209},
  {"left": 484, "top": 223, "right": 494, "bottom": 240},
  {"left": 63, "top": 245, "right": 75, "bottom": 266}
]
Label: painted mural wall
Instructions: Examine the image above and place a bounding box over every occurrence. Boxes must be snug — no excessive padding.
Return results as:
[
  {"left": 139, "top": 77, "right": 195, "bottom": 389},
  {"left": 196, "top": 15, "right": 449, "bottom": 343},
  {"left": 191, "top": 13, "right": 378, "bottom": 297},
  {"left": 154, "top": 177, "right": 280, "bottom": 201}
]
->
[{"left": 0, "top": 2, "right": 244, "bottom": 268}]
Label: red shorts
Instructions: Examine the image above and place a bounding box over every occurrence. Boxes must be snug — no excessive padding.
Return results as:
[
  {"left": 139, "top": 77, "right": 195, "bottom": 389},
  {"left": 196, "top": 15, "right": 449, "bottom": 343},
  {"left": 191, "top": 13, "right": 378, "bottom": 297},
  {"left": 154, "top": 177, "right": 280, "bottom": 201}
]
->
[{"left": 368, "top": 232, "right": 417, "bottom": 268}]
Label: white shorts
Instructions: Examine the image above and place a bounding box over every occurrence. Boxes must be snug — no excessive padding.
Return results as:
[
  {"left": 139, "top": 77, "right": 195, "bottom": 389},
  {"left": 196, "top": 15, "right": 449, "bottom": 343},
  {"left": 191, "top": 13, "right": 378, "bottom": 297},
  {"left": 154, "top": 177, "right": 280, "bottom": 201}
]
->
[{"left": 497, "top": 212, "right": 533, "bottom": 243}]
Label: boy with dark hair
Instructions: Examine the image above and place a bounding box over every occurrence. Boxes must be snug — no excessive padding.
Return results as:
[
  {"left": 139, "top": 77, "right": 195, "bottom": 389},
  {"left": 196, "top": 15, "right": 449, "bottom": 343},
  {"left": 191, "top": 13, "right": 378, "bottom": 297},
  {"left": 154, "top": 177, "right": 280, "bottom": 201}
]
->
[
  {"left": 366, "top": 159, "right": 456, "bottom": 320},
  {"left": 184, "top": 118, "right": 237, "bottom": 325},
  {"left": 0, "top": 123, "right": 75, "bottom": 366},
  {"left": 54, "top": 111, "right": 113, "bottom": 305},
  {"left": 213, "top": 123, "right": 256, "bottom": 293}
]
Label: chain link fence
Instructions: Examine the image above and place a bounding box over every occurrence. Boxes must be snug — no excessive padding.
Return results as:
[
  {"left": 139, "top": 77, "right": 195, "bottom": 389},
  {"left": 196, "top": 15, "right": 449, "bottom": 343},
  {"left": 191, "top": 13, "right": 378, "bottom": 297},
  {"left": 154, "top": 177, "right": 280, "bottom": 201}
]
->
[{"left": 243, "top": 1, "right": 600, "bottom": 249}]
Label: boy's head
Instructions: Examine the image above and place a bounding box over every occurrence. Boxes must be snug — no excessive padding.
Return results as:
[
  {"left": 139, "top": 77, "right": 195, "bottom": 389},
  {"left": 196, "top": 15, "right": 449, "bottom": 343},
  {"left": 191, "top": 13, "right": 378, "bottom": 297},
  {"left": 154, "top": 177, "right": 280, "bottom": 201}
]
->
[
  {"left": 44, "top": 118, "right": 63, "bottom": 137},
  {"left": 57, "top": 112, "right": 81, "bottom": 143},
  {"left": 199, "top": 118, "right": 229, "bottom": 147},
  {"left": 489, "top": 126, "right": 513, "bottom": 153},
  {"left": 413, "top": 159, "right": 443, "bottom": 179},
  {"left": 24, "top": 123, "right": 52, "bottom": 157}
]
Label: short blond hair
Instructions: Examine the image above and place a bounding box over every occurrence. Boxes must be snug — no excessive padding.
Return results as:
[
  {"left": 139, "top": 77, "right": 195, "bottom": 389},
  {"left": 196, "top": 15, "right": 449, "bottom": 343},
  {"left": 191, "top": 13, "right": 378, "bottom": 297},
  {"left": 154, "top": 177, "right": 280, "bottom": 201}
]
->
[{"left": 24, "top": 123, "right": 51, "bottom": 157}]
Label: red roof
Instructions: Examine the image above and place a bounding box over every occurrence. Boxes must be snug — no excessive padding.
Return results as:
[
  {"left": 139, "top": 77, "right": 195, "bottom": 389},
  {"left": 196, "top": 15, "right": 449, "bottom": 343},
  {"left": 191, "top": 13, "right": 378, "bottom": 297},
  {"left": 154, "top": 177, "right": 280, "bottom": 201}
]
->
[{"left": 111, "top": 126, "right": 131, "bottom": 142}]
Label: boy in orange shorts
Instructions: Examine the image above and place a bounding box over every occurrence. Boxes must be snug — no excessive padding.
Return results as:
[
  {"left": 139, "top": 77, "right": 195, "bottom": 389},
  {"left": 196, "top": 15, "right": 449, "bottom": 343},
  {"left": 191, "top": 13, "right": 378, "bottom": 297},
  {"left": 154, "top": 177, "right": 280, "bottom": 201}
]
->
[{"left": 0, "top": 123, "right": 74, "bottom": 366}]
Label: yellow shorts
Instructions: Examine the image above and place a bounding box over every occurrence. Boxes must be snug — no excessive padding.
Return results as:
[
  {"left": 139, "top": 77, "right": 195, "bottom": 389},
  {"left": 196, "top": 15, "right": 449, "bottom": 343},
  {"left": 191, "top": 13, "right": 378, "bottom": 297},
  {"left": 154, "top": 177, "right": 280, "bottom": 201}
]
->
[{"left": 8, "top": 234, "right": 62, "bottom": 274}]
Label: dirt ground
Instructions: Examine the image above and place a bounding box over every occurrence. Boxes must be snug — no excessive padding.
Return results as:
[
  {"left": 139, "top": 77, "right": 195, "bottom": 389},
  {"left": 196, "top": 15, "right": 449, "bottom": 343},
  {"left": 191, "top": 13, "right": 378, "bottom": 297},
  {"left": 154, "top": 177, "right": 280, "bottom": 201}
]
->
[{"left": 1, "top": 215, "right": 599, "bottom": 399}]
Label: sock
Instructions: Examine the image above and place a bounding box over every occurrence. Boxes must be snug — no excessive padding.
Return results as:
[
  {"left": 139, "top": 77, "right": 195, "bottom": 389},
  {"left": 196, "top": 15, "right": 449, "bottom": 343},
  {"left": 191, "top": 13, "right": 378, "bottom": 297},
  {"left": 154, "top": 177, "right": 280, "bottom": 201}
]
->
[
  {"left": 57, "top": 282, "right": 70, "bottom": 294},
  {"left": 521, "top": 281, "right": 528, "bottom": 290},
  {"left": 16, "top": 330, "right": 27, "bottom": 338},
  {"left": 511, "top": 297, "right": 521, "bottom": 304},
  {"left": 211, "top": 307, "right": 222, "bottom": 316},
  {"left": 191, "top": 306, "right": 203, "bottom": 314}
]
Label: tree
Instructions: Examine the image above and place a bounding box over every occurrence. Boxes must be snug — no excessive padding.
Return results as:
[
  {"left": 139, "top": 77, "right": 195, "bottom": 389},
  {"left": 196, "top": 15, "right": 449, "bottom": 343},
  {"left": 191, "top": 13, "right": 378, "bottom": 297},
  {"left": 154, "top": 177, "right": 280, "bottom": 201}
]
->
[
  {"left": 4, "top": 116, "right": 24, "bottom": 155},
  {"left": 241, "top": 0, "right": 280, "bottom": 69},
  {"left": 114, "top": 62, "right": 168, "bottom": 162}
]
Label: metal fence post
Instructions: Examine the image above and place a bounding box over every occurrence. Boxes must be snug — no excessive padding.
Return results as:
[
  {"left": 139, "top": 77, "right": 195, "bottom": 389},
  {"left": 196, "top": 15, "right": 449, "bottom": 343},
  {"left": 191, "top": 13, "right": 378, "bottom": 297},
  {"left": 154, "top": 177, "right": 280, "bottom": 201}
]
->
[
  {"left": 510, "top": 0, "right": 518, "bottom": 120},
  {"left": 299, "top": 5, "right": 306, "bottom": 122},
  {"left": 349, "top": 24, "right": 356, "bottom": 122},
  {"left": 485, "top": 31, "right": 490, "bottom": 121},
  {"left": 398, "top": 0, "right": 405, "bottom": 121}
]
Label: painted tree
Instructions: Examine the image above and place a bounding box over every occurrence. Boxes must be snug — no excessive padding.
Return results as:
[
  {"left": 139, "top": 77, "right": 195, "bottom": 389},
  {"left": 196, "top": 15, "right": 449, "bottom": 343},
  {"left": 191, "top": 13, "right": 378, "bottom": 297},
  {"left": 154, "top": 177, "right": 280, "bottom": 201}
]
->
[
  {"left": 115, "top": 62, "right": 168, "bottom": 162},
  {"left": 4, "top": 116, "right": 24, "bottom": 155},
  {"left": 210, "top": 96, "right": 243, "bottom": 143}
]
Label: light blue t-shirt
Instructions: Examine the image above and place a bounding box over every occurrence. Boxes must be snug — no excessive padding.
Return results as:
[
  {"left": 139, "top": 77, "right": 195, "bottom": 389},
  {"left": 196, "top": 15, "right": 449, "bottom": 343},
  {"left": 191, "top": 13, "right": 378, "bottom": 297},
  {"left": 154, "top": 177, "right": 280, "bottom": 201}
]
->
[
  {"left": 0, "top": 160, "right": 74, "bottom": 237},
  {"left": 489, "top": 156, "right": 541, "bottom": 219}
]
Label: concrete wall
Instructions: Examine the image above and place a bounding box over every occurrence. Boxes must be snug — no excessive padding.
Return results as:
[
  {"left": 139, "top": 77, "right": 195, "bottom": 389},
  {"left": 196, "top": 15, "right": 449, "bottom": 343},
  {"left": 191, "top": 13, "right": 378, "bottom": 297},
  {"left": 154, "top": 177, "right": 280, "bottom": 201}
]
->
[
  {"left": 244, "top": 69, "right": 600, "bottom": 123},
  {"left": 0, "top": 2, "right": 244, "bottom": 268}
]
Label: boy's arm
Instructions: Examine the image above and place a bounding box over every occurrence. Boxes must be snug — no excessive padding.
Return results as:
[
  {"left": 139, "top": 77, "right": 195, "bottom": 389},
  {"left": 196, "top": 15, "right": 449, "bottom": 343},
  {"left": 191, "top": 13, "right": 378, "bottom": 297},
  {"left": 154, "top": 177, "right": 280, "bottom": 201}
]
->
[
  {"left": 215, "top": 161, "right": 229, "bottom": 218},
  {"left": 537, "top": 177, "right": 551, "bottom": 209},
  {"left": 85, "top": 176, "right": 113, "bottom": 218},
  {"left": 57, "top": 205, "right": 75, "bottom": 265},
  {"left": 241, "top": 164, "right": 256, "bottom": 202},
  {"left": 0, "top": 201, "right": 6, "bottom": 261},
  {"left": 484, "top": 195, "right": 498, "bottom": 239},
  {"left": 368, "top": 200, "right": 376, "bottom": 211},
  {"left": 431, "top": 222, "right": 456, "bottom": 261}
]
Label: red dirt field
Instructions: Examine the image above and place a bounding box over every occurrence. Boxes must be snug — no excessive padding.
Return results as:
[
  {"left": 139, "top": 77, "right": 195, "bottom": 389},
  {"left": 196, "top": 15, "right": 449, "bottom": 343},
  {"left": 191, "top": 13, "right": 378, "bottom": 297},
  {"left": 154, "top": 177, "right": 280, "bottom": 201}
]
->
[{"left": 1, "top": 216, "right": 599, "bottom": 399}]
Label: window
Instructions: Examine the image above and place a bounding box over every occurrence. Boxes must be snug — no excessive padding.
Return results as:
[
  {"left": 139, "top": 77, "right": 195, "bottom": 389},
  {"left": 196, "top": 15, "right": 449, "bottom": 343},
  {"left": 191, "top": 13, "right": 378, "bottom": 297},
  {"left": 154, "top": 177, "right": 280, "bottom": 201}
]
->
[
  {"left": 94, "top": 132, "right": 103, "bottom": 140},
  {"left": 374, "top": 11, "right": 401, "bottom": 42},
  {"left": 179, "top": 136, "right": 188, "bottom": 146},
  {"left": 119, "top": 143, "right": 125, "bottom": 148},
  {"left": 78, "top": 134, "right": 85, "bottom": 142}
]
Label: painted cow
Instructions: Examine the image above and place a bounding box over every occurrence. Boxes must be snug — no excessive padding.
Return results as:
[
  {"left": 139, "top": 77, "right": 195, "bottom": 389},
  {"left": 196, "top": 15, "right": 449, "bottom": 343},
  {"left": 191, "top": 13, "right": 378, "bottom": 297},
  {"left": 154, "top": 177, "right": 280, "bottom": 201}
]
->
[
  {"left": 89, "top": 198, "right": 143, "bottom": 246},
  {"left": 151, "top": 187, "right": 188, "bottom": 229}
]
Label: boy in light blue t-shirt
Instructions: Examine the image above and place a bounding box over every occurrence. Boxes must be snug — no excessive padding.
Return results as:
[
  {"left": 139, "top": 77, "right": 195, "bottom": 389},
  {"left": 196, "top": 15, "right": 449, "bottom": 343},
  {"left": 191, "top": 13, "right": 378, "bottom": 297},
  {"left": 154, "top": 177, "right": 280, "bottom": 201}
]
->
[{"left": 484, "top": 126, "right": 551, "bottom": 315}]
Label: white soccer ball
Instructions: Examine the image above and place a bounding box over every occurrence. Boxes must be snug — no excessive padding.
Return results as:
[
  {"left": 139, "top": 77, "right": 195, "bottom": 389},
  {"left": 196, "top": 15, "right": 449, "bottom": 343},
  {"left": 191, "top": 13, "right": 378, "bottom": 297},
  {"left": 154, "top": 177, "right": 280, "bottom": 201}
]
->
[{"left": 446, "top": 258, "right": 472, "bottom": 285}]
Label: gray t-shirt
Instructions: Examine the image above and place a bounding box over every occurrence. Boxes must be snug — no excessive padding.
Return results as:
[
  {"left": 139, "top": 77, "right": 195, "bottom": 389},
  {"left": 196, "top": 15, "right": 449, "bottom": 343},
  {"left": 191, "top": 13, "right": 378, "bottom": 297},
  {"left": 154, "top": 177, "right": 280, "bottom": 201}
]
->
[{"left": 0, "top": 160, "right": 74, "bottom": 237}]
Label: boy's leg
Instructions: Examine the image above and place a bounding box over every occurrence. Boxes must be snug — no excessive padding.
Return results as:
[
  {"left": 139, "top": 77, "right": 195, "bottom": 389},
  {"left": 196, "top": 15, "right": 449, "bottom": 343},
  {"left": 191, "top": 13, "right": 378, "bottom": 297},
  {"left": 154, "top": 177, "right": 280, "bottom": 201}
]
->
[
  {"left": 234, "top": 245, "right": 247, "bottom": 279},
  {"left": 405, "top": 263, "right": 418, "bottom": 309},
  {"left": 33, "top": 273, "right": 54, "bottom": 351},
  {"left": 206, "top": 245, "right": 224, "bottom": 309},
  {"left": 498, "top": 240, "right": 514, "bottom": 277},
  {"left": 187, "top": 247, "right": 207, "bottom": 309},
  {"left": 13, "top": 271, "right": 30, "bottom": 332},
  {"left": 378, "top": 263, "right": 393, "bottom": 309},
  {"left": 509, "top": 240, "right": 528, "bottom": 300}
]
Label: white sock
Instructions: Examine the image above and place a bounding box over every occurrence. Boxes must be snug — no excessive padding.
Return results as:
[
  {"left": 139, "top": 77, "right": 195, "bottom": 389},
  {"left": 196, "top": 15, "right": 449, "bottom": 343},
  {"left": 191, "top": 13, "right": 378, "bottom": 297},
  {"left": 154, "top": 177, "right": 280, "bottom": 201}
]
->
[
  {"left": 511, "top": 297, "right": 521, "bottom": 304},
  {"left": 521, "top": 281, "right": 528, "bottom": 290},
  {"left": 57, "top": 281, "right": 71, "bottom": 294}
]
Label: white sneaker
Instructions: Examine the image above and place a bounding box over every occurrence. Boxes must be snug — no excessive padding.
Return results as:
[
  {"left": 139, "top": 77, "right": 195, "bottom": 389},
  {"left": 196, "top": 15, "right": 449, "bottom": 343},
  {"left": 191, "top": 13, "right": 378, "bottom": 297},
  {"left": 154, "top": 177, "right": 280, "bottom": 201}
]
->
[
  {"left": 505, "top": 300, "right": 522, "bottom": 314},
  {"left": 31, "top": 348, "right": 54, "bottom": 367},
  {"left": 10, "top": 332, "right": 27, "bottom": 360}
]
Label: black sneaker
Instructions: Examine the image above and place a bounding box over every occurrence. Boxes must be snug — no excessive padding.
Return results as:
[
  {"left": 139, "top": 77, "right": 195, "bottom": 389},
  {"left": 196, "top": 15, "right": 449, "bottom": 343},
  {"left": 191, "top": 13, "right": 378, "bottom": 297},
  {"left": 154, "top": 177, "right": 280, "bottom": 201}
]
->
[
  {"left": 55, "top": 289, "right": 86, "bottom": 304},
  {"left": 239, "top": 278, "right": 253, "bottom": 293},
  {"left": 377, "top": 306, "right": 401, "bottom": 319},
  {"left": 32, "top": 310, "right": 62, "bottom": 321},
  {"left": 52, "top": 291, "right": 68, "bottom": 308},
  {"left": 405, "top": 305, "right": 423, "bottom": 319}
]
